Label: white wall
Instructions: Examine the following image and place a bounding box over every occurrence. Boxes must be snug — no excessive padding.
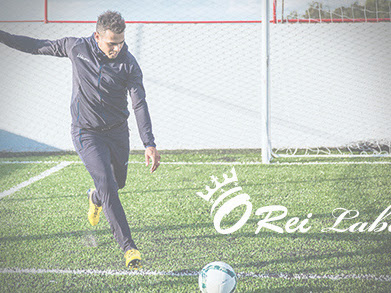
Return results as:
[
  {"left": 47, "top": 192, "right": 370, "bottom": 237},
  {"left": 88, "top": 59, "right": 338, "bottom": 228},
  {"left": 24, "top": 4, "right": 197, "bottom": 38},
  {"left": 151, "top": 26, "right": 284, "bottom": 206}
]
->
[{"left": 0, "top": 22, "right": 390, "bottom": 151}]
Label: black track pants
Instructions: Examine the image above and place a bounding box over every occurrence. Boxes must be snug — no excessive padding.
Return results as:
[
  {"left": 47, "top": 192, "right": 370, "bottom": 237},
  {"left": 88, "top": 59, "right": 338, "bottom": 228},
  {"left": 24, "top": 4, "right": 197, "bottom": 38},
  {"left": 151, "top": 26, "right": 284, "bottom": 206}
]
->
[{"left": 72, "top": 121, "right": 137, "bottom": 252}]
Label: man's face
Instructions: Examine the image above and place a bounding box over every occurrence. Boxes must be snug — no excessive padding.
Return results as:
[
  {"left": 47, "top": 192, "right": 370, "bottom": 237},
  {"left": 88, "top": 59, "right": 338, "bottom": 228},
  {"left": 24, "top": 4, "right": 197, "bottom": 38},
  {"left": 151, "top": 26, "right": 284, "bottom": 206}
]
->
[{"left": 94, "top": 30, "right": 125, "bottom": 59}]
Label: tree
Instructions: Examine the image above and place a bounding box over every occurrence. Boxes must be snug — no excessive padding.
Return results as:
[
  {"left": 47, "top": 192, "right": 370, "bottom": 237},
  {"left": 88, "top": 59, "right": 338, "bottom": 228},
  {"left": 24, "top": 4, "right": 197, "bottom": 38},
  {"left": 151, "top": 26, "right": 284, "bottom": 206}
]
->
[
  {"left": 296, "top": 0, "right": 390, "bottom": 20},
  {"left": 302, "top": 1, "right": 330, "bottom": 20}
]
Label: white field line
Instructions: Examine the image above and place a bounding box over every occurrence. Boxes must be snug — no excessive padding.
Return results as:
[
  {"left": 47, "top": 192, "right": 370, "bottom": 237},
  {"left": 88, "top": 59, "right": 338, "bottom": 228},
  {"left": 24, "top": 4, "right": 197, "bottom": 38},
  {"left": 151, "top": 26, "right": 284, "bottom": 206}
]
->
[
  {"left": 0, "top": 161, "right": 73, "bottom": 199},
  {"left": 0, "top": 267, "right": 390, "bottom": 282},
  {"left": 0, "top": 161, "right": 79, "bottom": 164},
  {"left": 267, "top": 161, "right": 391, "bottom": 166},
  {"left": 0, "top": 160, "right": 391, "bottom": 166}
]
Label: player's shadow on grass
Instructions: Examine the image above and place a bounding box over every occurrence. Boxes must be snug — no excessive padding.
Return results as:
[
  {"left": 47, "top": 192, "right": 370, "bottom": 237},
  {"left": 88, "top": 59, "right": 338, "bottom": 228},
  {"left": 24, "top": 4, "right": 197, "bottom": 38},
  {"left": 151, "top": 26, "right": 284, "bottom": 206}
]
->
[
  {"left": 1, "top": 215, "right": 390, "bottom": 243},
  {"left": 3, "top": 186, "right": 199, "bottom": 202},
  {"left": 0, "top": 228, "right": 112, "bottom": 243},
  {"left": 1, "top": 205, "right": 390, "bottom": 247},
  {"left": 0, "top": 221, "right": 216, "bottom": 243}
]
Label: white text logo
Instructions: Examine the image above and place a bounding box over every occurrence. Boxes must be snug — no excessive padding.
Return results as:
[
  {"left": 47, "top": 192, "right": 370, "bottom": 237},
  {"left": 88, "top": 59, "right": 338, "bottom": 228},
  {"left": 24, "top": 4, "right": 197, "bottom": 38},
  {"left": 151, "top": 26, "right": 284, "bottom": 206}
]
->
[
  {"left": 77, "top": 53, "right": 90, "bottom": 62},
  {"left": 196, "top": 167, "right": 391, "bottom": 234}
]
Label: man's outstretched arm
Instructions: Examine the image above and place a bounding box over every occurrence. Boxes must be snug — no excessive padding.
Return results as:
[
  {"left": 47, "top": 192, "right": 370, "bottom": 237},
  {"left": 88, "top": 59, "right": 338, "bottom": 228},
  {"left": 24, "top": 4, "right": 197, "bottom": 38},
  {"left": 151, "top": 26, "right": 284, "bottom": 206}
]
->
[{"left": 0, "top": 30, "right": 76, "bottom": 57}]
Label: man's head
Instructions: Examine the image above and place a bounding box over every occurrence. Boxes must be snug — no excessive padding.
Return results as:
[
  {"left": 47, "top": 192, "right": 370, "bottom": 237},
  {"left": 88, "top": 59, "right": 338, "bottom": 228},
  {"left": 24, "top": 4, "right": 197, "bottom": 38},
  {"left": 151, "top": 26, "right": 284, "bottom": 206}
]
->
[{"left": 94, "top": 11, "right": 126, "bottom": 59}]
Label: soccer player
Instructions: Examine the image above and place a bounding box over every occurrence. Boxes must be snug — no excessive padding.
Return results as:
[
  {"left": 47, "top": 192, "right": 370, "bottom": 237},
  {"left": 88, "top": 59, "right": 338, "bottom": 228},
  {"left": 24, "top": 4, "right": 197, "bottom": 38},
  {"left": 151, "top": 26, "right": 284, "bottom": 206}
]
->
[{"left": 0, "top": 10, "right": 160, "bottom": 269}]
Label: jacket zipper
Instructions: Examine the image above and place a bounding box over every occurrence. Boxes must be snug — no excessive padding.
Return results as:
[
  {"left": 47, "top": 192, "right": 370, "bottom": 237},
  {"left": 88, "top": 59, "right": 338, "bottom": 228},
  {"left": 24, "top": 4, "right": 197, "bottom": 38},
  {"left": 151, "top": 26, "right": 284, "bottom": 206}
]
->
[
  {"left": 97, "top": 64, "right": 106, "bottom": 122},
  {"left": 97, "top": 64, "right": 103, "bottom": 101}
]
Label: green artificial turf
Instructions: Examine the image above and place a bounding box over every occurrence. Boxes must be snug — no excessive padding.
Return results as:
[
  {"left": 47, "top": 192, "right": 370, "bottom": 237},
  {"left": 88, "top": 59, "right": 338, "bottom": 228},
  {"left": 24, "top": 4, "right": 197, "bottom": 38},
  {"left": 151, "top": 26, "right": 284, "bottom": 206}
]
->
[
  {"left": 0, "top": 151, "right": 390, "bottom": 292},
  {"left": 0, "top": 163, "right": 57, "bottom": 193}
]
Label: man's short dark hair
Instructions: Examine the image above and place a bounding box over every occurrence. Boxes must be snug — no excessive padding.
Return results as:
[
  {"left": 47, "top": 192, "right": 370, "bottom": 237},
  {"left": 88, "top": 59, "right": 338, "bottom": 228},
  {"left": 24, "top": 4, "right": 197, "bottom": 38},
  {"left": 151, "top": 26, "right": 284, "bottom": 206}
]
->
[{"left": 96, "top": 10, "right": 126, "bottom": 34}]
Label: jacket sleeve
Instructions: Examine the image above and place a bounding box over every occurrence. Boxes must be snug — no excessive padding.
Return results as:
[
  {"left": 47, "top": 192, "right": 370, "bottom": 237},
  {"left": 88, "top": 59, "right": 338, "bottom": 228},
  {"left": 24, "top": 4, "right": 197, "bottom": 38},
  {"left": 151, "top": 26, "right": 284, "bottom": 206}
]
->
[
  {"left": 127, "top": 61, "right": 156, "bottom": 148},
  {"left": 0, "top": 30, "right": 76, "bottom": 57}
]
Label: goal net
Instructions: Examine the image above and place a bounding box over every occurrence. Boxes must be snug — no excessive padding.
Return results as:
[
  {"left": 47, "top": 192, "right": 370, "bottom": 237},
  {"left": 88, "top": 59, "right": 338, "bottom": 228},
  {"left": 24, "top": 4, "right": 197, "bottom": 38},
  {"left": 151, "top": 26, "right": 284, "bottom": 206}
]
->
[{"left": 270, "top": 0, "right": 391, "bottom": 158}]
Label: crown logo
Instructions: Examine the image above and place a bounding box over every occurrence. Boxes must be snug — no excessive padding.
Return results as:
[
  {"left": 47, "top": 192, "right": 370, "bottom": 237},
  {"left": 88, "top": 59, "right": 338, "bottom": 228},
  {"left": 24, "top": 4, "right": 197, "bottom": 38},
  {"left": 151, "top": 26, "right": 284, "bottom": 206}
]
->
[{"left": 196, "top": 167, "right": 238, "bottom": 201}]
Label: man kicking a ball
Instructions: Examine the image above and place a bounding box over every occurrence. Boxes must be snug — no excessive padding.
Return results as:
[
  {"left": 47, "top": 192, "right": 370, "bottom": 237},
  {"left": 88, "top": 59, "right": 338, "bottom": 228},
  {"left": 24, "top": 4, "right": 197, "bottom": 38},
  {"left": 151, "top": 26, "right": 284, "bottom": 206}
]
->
[{"left": 0, "top": 10, "right": 160, "bottom": 269}]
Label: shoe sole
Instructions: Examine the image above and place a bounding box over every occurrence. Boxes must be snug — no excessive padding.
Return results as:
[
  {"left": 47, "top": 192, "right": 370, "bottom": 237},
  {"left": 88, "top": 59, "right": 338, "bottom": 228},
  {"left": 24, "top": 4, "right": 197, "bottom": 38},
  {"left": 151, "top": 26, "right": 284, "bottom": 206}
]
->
[
  {"left": 128, "top": 259, "right": 142, "bottom": 270},
  {"left": 87, "top": 189, "right": 101, "bottom": 226}
]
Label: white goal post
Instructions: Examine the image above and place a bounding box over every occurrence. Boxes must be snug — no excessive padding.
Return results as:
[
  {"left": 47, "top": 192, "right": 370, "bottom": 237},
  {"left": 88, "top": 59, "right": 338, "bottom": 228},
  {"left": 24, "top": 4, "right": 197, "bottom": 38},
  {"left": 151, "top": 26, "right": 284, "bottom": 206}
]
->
[{"left": 261, "top": 0, "right": 272, "bottom": 164}]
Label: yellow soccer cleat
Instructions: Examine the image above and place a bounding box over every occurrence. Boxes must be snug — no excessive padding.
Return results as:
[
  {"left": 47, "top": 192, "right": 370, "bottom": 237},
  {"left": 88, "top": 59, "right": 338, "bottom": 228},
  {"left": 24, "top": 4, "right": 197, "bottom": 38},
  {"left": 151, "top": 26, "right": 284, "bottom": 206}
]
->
[
  {"left": 87, "top": 188, "right": 102, "bottom": 226},
  {"left": 124, "top": 249, "right": 142, "bottom": 270}
]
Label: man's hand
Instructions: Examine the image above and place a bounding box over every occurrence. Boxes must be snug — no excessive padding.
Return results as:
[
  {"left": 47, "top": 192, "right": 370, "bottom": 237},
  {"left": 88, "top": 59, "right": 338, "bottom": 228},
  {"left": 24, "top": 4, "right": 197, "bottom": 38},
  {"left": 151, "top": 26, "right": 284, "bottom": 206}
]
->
[{"left": 145, "top": 146, "right": 160, "bottom": 173}]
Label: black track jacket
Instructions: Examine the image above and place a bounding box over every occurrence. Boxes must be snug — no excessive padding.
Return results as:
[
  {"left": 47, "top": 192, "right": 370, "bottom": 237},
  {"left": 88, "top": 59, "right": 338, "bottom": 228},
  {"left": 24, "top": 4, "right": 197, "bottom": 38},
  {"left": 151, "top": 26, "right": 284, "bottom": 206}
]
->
[{"left": 0, "top": 30, "right": 155, "bottom": 147}]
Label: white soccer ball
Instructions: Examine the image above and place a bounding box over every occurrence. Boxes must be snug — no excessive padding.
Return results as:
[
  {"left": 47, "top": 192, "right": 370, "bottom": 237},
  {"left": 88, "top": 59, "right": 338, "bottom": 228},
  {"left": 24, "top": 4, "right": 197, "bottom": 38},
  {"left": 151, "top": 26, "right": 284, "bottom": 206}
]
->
[{"left": 198, "top": 261, "right": 237, "bottom": 293}]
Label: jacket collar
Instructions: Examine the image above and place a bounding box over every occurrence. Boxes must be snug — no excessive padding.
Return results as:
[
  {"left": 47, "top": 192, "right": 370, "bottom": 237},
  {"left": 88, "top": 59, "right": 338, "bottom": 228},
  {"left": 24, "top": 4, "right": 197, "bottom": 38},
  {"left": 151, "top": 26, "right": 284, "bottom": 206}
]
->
[{"left": 90, "top": 33, "right": 128, "bottom": 62}]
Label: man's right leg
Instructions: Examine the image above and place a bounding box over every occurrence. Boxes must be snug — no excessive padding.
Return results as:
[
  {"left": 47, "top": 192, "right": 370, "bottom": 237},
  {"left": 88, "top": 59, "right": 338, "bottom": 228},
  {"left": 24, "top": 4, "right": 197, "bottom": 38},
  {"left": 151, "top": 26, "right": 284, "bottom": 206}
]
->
[{"left": 71, "top": 128, "right": 138, "bottom": 254}]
